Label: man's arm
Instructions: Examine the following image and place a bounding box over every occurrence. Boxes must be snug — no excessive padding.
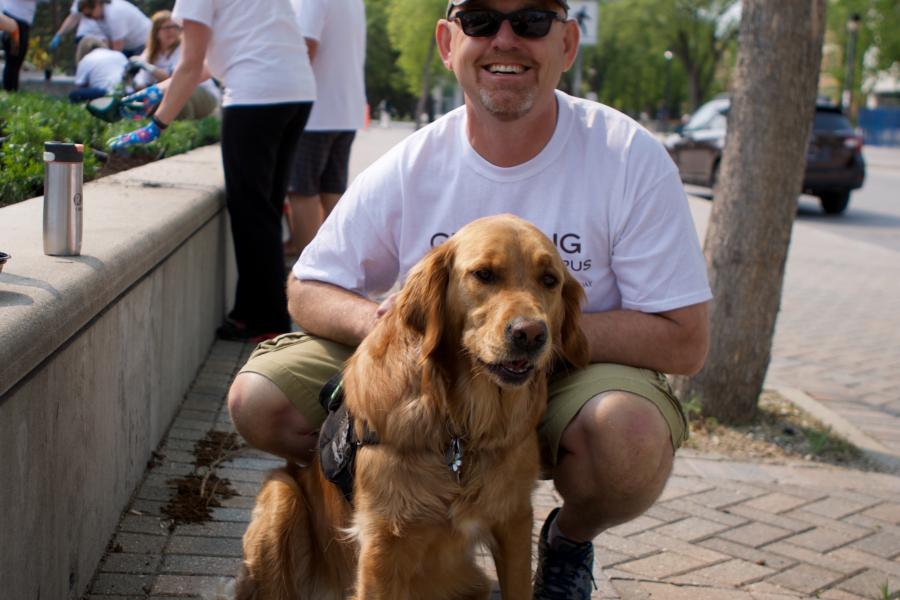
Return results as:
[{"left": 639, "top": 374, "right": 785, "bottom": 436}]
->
[
  {"left": 288, "top": 277, "right": 379, "bottom": 347},
  {"left": 580, "top": 301, "right": 709, "bottom": 375}
]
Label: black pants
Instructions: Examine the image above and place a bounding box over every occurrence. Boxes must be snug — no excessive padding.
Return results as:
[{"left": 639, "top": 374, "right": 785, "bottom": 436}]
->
[
  {"left": 2, "top": 13, "right": 29, "bottom": 91},
  {"left": 221, "top": 102, "right": 312, "bottom": 333}
]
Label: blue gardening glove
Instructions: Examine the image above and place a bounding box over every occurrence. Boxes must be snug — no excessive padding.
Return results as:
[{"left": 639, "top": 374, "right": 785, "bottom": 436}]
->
[
  {"left": 119, "top": 84, "right": 163, "bottom": 120},
  {"left": 107, "top": 119, "right": 162, "bottom": 151},
  {"left": 49, "top": 33, "right": 61, "bottom": 51}
]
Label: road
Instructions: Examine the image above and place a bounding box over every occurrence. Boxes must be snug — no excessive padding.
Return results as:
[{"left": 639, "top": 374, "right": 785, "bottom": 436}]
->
[{"left": 688, "top": 145, "right": 900, "bottom": 254}]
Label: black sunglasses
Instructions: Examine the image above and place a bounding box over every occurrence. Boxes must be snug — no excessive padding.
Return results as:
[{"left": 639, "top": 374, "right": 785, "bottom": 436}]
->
[{"left": 451, "top": 9, "right": 566, "bottom": 39}]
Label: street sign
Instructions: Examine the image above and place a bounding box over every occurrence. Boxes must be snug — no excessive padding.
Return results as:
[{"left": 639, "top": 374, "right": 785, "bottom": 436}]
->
[{"left": 568, "top": 0, "right": 598, "bottom": 46}]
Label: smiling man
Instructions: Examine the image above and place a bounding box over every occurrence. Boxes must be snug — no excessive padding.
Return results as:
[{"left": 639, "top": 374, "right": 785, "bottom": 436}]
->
[{"left": 226, "top": 0, "right": 712, "bottom": 598}]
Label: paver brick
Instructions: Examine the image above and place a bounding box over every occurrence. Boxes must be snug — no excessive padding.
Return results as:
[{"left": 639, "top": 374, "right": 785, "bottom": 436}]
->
[
  {"left": 161, "top": 554, "right": 242, "bottom": 576},
  {"left": 152, "top": 574, "right": 234, "bottom": 597},
  {"left": 738, "top": 492, "right": 812, "bottom": 514},
  {"left": 173, "top": 520, "right": 248, "bottom": 539},
  {"left": 861, "top": 503, "right": 900, "bottom": 526},
  {"left": 90, "top": 572, "right": 155, "bottom": 596},
  {"left": 678, "top": 486, "right": 762, "bottom": 509},
  {"left": 606, "top": 514, "right": 664, "bottom": 537},
  {"left": 828, "top": 547, "right": 900, "bottom": 577},
  {"left": 801, "top": 496, "right": 880, "bottom": 520},
  {"left": 835, "top": 568, "right": 900, "bottom": 598},
  {"left": 113, "top": 532, "right": 168, "bottom": 554},
  {"left": 849, "top": 530, "right": 900, "bottom": 558},
  {"left": 651, "top": 516, "right": 733, "bottom": 542},
  {"left": 119, "top": 514, "right": 169, "bottom": 536},
  {"left": 782, "top": 526, "right": 869, "bottom": 553},
  {"left": 724, "top": 504, "right": 812, "bottom": 533},
  {"left": 167, "top": 535, "right": 243, "bottom": 557},
  {"left": 611, "top": 579, "right": 753, "bottom": 599},
  {"left": 659, "top": 498, "right": 748, "bottom": 526},
  {"left": 697, "top": 537, "right": 796, "bottom": 571},
  {"left": 666, "top": 558, "right": 775, "bottom": 587},
  {"left": 718, "top": 523, "right": 794, "bottom": 548},
  {"left": 614, "top": 551, "right": 716, "bottom": 579},
  {"left": 764, "top": 563, "right": 845, "bottom": 595},
  {"left": 101, "top": 553, "right": 162, "bottom": 574},
  {"left": 761, "top": 541, "right": 862, "bottom": 575}
]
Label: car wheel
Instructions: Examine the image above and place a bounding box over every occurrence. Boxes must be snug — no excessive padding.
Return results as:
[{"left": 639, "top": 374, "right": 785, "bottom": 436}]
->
[{"left": 819, "top": 191, "right": 850, "bottom": 215}]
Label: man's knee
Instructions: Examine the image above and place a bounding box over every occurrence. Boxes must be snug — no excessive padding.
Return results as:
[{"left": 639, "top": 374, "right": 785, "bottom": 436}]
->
[
  {"left": 227, "top": 372, "right": 316, "bottom": 450},
  {"left": 560, "top": 391, "right": 674, "bottom": 506}
]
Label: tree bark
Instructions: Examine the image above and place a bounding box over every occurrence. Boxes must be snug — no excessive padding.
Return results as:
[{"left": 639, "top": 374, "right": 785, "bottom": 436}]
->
[{"left": 674, "top": 0, "right": 827, "bottom": 423}]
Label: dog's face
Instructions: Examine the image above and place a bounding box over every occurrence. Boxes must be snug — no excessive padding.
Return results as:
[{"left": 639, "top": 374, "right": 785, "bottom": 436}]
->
[{"left": 397, "top": 214, "right": 589, "bottom": 389}]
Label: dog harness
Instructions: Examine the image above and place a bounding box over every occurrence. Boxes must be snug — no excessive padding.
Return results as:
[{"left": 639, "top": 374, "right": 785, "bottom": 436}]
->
[{"left": 318, "top": 374, "right": 465, "bottom": 503}]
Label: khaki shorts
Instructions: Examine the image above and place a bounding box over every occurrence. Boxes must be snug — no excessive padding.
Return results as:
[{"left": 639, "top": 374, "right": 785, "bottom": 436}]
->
[{"left": 241, "top": 333, "right": 688, "bottom": 467}]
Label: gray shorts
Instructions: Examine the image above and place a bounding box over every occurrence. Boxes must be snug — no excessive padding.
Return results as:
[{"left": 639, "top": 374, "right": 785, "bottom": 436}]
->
[
  {"left": 287, "top": 130, "right": 356, "bottom": 196},
  {"left": 240, "top": 333, "right": 689, "bottom": 467}
]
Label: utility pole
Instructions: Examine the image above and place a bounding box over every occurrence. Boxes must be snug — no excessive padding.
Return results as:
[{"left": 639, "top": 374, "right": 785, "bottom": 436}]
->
[{"left": 842, "top": 12, "right": 861, "bottom": 116}]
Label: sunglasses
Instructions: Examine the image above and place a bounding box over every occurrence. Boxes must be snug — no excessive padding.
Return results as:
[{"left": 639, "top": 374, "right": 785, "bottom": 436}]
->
[
  {"left": 159, "top": 24, "right": 182, "bottom": 31},
  {"left": 451, "top": 9, "right": 566, "bottom": 39}
]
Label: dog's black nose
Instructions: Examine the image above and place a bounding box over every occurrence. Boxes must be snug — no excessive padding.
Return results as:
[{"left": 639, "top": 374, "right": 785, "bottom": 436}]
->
[{"left": 506, "top": 318, "right": 548, "bottom": 353}]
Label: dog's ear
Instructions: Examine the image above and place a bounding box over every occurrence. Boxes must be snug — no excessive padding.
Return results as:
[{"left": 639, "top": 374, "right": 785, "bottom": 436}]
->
[
  {"left": 396, "top": 241, "right": 453, "bottom": 360},
  {"left": 559, "top": 273, "right": 590, "bottom": 368}
]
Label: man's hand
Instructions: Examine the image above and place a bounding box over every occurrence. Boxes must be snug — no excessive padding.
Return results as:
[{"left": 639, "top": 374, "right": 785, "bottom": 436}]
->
[
  {"left": 49, "top": 33, "right": 62, "bottom": 51},
  {"left": 119, "top": 84, "right": 163, "bottom": 120},
  {"left": 107, "top": 120, "right": 162, "bottom": 151}
]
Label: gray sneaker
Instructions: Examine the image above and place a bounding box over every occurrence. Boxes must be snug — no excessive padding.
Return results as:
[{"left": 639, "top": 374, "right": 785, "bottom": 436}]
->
[{"left": 533, "top": 507, "right": 596, "bottom": 600}]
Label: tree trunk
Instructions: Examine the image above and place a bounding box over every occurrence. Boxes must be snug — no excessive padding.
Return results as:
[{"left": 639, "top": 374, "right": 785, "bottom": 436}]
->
[
  {"left": 415, "top": 35, "right": 437, "bottom": 130},
  {"left": 674, "top": 0, "right": 826, "bottom": 424}
]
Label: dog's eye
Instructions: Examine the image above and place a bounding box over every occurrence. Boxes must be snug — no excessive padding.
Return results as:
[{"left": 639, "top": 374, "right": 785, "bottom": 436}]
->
[
  {"left": 541, "top": 273, "right": 559, "bottom": 288},
  {"left": 473, "top": 269, "right": 496, "bottom": 283}
]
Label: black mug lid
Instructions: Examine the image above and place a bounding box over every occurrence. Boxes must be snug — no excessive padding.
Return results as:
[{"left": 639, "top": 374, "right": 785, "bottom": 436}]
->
[{"left": 44, "top": 142, "right": 84, "bottom": 163}]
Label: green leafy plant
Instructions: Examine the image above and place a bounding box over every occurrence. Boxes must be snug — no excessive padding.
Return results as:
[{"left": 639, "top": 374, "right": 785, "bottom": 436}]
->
[
  {"left": 0, "top": 91, "right": 219, "bottom": 206},
  {"left": 878, "top": 581, "right": 900, "bottom": 600}
]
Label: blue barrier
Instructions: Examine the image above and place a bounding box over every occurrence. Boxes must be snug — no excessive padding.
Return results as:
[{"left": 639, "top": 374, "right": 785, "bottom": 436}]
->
[{"left": 858, "top": 108, "right": 900, "bottom": 147}]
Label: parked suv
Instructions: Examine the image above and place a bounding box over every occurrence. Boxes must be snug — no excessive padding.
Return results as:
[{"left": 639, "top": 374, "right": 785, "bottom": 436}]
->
[{"left": 665, "top": 97, "right": 866, "bottom": 214}]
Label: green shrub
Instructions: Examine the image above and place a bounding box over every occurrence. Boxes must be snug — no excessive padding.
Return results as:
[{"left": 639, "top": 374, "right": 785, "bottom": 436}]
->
[{"left": 0, "top": 91, "right": 220, "bottom": 206}]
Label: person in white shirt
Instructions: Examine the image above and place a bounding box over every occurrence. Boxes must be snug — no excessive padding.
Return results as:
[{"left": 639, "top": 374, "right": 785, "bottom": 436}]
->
[
  {"left": 283, "top": 0, "right": 366, "bottom": 258},
  {"left": 226, "top": 1, "right": 711, "bottom": 599},
  {"left": 131, "top": 10, "right": 219, "bottom": 120},
  {"left": 77, "top": 0, "right": 150, "bottom": 57},
  {"left": 50, "top": 0, "right": 110, "bottom": 54},
  {"left": 109, "top": 0, "right": 316, "bottom": 342},
  {"left": 1, "top": 0, "right": 37, "bottom": 91},
  {"left": 68, "top": 36, "right": 127, "bottom": 102}
]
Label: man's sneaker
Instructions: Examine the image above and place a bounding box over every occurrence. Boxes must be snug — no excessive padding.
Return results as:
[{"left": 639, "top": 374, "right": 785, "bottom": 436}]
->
[{"left": 533, "top": 507, "right": 596, "bottom": 600}]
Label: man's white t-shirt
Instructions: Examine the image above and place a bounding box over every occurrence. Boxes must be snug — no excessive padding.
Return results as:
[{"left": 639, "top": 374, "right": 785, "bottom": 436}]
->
[
  {"left": 69, "top": 0, "right": 104, "bottom": 40},
  {"left": 292, "top": 0, "right": 365, "bottom": 131},
  {"left": 172, "top": 0, "right": 315, "bottom": 107},
  {"left": 74, "top": 47, "right": 127, "bottom": 92},
  {"left": 295, "top": 91, "right": 712, "bottom": 315},
  {"left": 2, "top": 0, "right": 38, "bottom": 25},
  {"left": 98, "top": 0, "right": 150, "bottom": 51}
]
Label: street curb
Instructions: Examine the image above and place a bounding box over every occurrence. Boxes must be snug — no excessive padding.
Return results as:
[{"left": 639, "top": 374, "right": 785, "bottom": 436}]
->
[{"left": 777, "top": 386, "right": 900, "bottom": 474}]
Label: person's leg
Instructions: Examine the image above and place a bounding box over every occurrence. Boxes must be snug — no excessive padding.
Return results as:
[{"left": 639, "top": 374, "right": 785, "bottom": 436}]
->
[
  {"left": 219, "top": 103, "right": 309, "bottom": 335},
  {"left": 284, "top": 131, "right": 330, "bottom": 257},
  {"left": 2, "top": 16, "right": 28, "bottom": 91},
  {"left": 534, "top": 364, "right": 687, "bottom": 599},
  {"left": 227, "top": 332, "right": 354, "bottom": 462},
  {"left": 318, "top": 131, "right": 355, "bottom": 219}
]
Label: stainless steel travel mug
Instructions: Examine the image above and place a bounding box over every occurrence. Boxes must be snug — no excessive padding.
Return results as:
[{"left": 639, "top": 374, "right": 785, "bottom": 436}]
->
[{"left": 43, "top": 141, "right": 84, "bottom": 256}]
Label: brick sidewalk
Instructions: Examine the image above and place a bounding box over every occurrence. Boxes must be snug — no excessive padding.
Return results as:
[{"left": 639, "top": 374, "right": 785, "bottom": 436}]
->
[{"left": 84, "top": 339, "right": 900, "bottom": 600}]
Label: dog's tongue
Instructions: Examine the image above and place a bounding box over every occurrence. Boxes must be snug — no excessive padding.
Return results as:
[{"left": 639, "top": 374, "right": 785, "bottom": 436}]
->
[{"left": 503, "top": 360, "right": 530, "bottom": 373}]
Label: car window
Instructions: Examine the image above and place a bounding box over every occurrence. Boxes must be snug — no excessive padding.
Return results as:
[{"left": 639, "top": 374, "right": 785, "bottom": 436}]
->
[
  {"left": 814, "top": 110, "right": 853, "bottom": 133},
  {"left": 685, "top": 100, "right": 729, "bottom": 132}
]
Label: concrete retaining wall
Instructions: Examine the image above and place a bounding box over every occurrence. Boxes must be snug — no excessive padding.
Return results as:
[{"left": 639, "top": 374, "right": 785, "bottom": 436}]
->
[{"left": 0, "top": 145, "right": 230, "bottom": 599}]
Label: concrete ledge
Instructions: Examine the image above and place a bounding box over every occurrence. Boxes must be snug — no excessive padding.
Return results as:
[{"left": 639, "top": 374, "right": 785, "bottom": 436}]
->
[{"left": 0, "top": 144, "right": 230, "bottom": 599}]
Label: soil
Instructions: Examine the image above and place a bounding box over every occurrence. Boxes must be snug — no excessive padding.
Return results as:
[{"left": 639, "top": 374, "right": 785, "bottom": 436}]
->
[
  {"left": 95, "top": 152, "right": 157, "bottom": 178},
  {"left": 160, "top": 430, "right": 246, "bottom": 525},
  {"left": 683, "top": 390, "right": 883, "bottom": 471}
]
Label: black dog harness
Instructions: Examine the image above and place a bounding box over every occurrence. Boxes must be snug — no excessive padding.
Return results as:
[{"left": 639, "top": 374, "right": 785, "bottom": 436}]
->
[{"left": 318, "top": 374, "right": 465, "bottom": 503}]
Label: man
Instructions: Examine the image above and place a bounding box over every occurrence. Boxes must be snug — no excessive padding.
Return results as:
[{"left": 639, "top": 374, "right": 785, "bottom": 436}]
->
[
  {"left": 68, "top": 36, "right": 127, "bottom": 102},
  {"left": 50, "top": 0, "right": 106, "bottom": 52},
  {"left": 227, "top": 0, "right": 711, "bottom": 598},
  {"left": 283, "top": 0, "right": 367, "bottom": 258},
  {"left": 78, "top": 0, "right": 150, "bottom": 57}
]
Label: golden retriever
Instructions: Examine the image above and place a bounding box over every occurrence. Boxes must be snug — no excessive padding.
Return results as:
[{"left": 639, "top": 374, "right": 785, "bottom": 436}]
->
[{"left": 236, "top": 214, "right": 589, "bottom": 599}]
